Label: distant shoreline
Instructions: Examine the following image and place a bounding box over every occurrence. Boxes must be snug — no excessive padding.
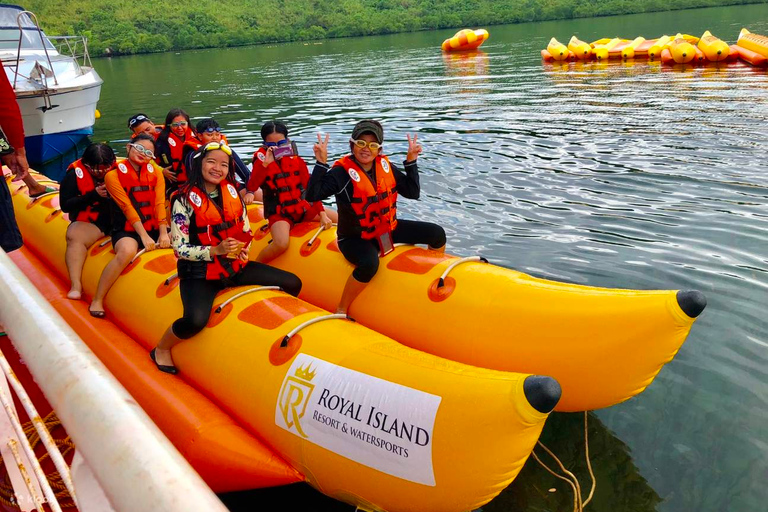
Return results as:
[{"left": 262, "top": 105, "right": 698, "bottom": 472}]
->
[{"left": 28, "top": 0, "right": 766, "bottom": 57}]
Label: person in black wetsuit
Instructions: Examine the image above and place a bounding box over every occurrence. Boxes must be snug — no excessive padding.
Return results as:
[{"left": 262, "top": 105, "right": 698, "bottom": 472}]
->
[
  {"left": 59, "top": 143, "right": 116, "bottom": 300},
  {"left": 305, "top": 120, "right": 446, "bottom": 315}
]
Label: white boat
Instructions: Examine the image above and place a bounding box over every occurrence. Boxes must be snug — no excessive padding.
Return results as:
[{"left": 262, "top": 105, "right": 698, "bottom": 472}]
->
[{"left": 0, "top": 4, "right": 101, "bottom": 169}]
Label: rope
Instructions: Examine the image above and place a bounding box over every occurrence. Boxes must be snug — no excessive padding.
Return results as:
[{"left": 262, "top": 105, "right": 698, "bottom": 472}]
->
[
  {"left": 532, "top": 411, "right": 595, "bottom": 512},
  {"left": 0, "top": 411, "right": 76, "bottom": 509}
]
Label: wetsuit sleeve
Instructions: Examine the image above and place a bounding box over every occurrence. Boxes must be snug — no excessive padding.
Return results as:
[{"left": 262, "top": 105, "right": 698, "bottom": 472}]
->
[
  {"left": 59, "top": 169, "right": 99, "bottom": 215},
  {"left": 170, "top": 198, "right": 213, "bottom": 262},
  {"left": 247, "top": 158, "right": 268, "bottom": 192},
  {"left": 155, "top": 135, "right": 172, "bottom": 169},
  {"left": 0, "top": 71, "right": 24, "bottom": 149},
  {"left": 391, "top": 160, "right": 420, "bottom": 200},
  {"left": 152, "top": 162, "right": 167, "bottom": 225},
  {"left": 305, "top": 163, "right": 351, "bottom": 202},
  {"left": 105, "top": 171, "right": 141, "bottom": 226}
]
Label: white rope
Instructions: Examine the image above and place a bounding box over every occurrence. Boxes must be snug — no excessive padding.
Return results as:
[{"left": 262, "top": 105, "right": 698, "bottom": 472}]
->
[
  {"left": 0, "top": 349, "right": 76, "bottom": 501},
  {"left": 437, "top": 255, "right": 488, "bottom": 288},
  {"left": 279, "top": 314, "right": 349, "bottom": 348},
  {"left": 214, "top": 286, "right": 282, "bottom": 313}
]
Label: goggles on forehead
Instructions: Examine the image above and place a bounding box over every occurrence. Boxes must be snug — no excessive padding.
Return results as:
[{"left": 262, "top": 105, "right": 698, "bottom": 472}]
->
[
  {"left": 129, "top": 115, "right": 149, "bottom": 127},
  {"left": 194, "top": 141, "right": 232, "bottom": 158},
  {"left": 202, "top": 127, "right": 221, "bottom": 133}
]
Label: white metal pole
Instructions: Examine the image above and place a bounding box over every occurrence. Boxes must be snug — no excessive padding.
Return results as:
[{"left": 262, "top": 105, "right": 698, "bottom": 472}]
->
[{"left": 0, "top": 250, "right": 228, "bottom": 512}]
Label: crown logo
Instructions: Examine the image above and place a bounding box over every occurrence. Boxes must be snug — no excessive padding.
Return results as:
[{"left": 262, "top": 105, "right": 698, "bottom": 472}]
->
[{"left": 295, "top": 365, "right": 316, "bottom": 381}]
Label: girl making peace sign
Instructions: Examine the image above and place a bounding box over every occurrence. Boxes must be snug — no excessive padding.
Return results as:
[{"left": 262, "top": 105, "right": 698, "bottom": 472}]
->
[{"left": 305, "top": 120, "right": 446, "bottom": 315}]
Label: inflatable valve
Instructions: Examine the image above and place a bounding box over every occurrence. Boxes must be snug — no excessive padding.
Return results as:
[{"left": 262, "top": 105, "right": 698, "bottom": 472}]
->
[{"left": 676, "top": 290, "right": 707, "bottom": 318}]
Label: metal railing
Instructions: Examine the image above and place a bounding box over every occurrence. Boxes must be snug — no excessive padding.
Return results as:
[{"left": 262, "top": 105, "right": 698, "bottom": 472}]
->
[{"left": 0, "top": 249, "right": 228, "bottom": 512}]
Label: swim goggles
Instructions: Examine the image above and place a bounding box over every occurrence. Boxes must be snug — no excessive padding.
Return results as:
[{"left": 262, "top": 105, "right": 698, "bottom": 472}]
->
[
  {"left": 194, "top": 141, "right": 232, "bottom": 158},
  {"left": 128, "top": 143, "right": 155, "bottom": 159},
  {"left": 128, "top": 114, "right": 149, "bottom": 127},
  {"left": 350, "top": 139, "right": 381, "bottom": 151},
  {"left": 201, "top": 127, "right": 221, "bottom": 133},
  {"left": 170, "top": 121, "right": 189, "bottom": 128},
  {"left": 264, "top": 139, "right": 291, "bottom": 148}
]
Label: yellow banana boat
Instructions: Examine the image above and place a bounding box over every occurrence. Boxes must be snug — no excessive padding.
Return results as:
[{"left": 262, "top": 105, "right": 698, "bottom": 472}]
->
[
  {"left": 670, "top": 33, "right": 696, "bottom": 64},
  {"left": 648, "top": 35, "right": 672, "bottom": 59},
  {"left": 546, "top": 37, "right": 570, "bottom": 61},
  {"left": 738, "top": 28, "right": 768, "bottom": 58},
  {"left": 591, "top": 37, "right": 623, "bottom": 61},
  {"left": 236, "top": 206, "right": 706, "bottom": 413},
  {"left": 698, "top": 30, "right": 730, "bottom": 61},
  {"left": 567, "top": 36, "right": 592, "bottom": 59},
  {"left": 8, "top": 172, "right": 559, "bottom": 512},
  {"left": 621, "top": 37, "right": 646, "bottom": 59}
]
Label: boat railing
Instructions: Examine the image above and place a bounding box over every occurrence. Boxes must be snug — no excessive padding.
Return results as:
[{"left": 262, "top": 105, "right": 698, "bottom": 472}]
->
[
  {"left": 49, "top": 35, "right": 93, "bottom": 70},
  {"left": 0, "top": 248, "right": 228, "bottom": 512},
  {"left": 12, "top": 11, "right": 57, "bottom": 89}
]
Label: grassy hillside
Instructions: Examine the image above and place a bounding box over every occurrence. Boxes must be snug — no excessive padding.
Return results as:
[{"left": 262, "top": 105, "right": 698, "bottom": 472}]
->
[{"left": 25, "top": 0, "right": 767, "bottom": 56}]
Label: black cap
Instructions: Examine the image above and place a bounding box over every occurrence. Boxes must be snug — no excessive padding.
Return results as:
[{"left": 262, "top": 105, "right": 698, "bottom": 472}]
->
[
  {"left": 351, "top": 120, "right": 383, "bottom": 144},
  {"left": 128, "top": 113, "right": 150, "bottom": 129}
]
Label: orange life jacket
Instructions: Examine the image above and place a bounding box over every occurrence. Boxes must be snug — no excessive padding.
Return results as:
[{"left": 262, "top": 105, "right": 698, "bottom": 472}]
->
[
  {"left": 187, "top": 180, "right": 251, "bottom": 280},
  {"left": 254, "top": 147, "right": 312, "bottom": 217},
  {"left": 115, "top": 158, "right": 159, "bottom": 232},
  {"left": 165, "top": 129, "right": 194, "bottom": 182},
  {"left": 334, "top": 155, "right": 398, "bottom": 239},
  {"left": 70, "top": 159, "right": 103, "bottom": 224}
]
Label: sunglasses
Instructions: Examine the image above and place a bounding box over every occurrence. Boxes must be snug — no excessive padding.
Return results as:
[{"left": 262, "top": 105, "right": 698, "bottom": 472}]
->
[
  {"left": 265, "top": 139, "right": 290, "bottom": 148},
  {"left": 202, "top": 127, "right": 221, "bottom": 133},
  {"left": 129, "top": 143, "right": 155, "bottom": 159},
  {"left": 350, "top": 139, "right": 381, "bottom": 151},
  {"left": 194, "top": 141, "right": 232, "bottom": 158},
  {"left": 170, "top": 121, "right": 189, "bottom": 128}
]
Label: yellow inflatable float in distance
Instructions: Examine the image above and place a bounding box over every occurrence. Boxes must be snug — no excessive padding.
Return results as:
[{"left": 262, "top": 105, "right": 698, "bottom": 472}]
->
[
  {"left": 698, "top": 30, "right": 730, "bottom": 61},
  {"left": 567, "top": 36, "right": 592, "bottom": 59},
  {"left": 8, "top": 172, "right": 561, "bottom": 512},
  {"left": 441, "top": 28, "right": 489, "bottom": 52},
  {"left": 737, "top": 28, "right": 768, "bottom": 58}
]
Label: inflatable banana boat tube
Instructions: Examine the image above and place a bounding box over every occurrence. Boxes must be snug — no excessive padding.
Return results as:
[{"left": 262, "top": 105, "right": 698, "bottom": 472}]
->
[
  {"left": 669, "top": 34, "right": 696, "bottom": 64},
  {"left": 545, "top": 37, "right": 571, "bottom": 61},
  {"left": 698, "top": 31, "right": 730, "bottom": 62},
  {"left": 568, "top": 36, "right": 592, "bottom": 59},
  {"left": 8, "top": 172, "right": 560, "bottom": 512},
  {"left": 239, "top": 207, "right": 706, "bottom": 413},
  {"left": 441, "top": 29, "right": 489, "bottom": 52},
  {"left": 590, "top": 38, "right": 623, "bottom": 61},
  {"left": 737, "top": 28, "right": 768, "bottom": 58}
]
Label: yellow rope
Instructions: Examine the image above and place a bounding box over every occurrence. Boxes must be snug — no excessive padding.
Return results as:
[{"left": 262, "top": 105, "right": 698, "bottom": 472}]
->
[
  {"left": 0, "top": 411, "right": 76, "bottom": 509},
  {"left": 532, "top": 411, "right": 595, "bottom": 512}
]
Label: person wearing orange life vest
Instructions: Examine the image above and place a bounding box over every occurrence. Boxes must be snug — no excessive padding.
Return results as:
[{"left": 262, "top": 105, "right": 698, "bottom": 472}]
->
[
  {"left": 306, "top": 120, "right": 446, "bottom": 315},
  {"left": 89, "top": 134, "right": 170, "bottom": 318},
  {"left": 59, "top": 143, "right": 116, "bottom": 301},
  {"left": 180, "top": 118, "right": 253, "bottom": 194},
  {"left": 155, "top": 108, "right": 196, "bottom": 191},
  {"left": 150, "top": 141, "right": 302, "bottom": 374},
  {"left": 244, "top": 121, "right": 337, "bottom": 263}
]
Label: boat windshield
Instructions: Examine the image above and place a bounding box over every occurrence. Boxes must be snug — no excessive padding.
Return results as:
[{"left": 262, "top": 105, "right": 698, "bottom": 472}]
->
[{"left": 0, "top": 6, "right": 55, "bottom": 51}]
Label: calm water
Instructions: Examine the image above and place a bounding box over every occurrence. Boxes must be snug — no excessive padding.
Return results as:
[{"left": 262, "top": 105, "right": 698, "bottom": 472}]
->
[{"left": 91, "top": 4, "right": 767, "bottom": 511}]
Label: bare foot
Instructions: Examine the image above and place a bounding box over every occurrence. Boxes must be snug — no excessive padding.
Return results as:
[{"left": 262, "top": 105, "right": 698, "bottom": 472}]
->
[{"left": 67, "top": 289, "right": 82, "bottom": 300}]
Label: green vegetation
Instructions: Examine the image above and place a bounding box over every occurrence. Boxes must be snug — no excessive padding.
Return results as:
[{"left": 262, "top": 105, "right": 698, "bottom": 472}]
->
[{"left": 25, "top": 0, "right": 767, "bottom": 56}]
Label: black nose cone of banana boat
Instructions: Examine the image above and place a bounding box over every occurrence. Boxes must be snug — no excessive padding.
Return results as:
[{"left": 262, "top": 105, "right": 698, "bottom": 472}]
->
[
  {"left": 524, "top": 375, "right": 562, "bottom": 413},
  {"left": 676, "top": 290, "right": 707, "bottom": 318}
]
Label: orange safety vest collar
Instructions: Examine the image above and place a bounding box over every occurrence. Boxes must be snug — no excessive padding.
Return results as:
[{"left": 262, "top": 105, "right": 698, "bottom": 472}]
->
[{"left": 334, "top": 155, "right": 398, "bottom": 239}]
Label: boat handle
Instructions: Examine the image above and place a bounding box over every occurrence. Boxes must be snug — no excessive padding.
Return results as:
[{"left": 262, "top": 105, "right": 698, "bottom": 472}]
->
[
  {"left": 306, "top": 223, "right": 338, "bottom": 247},
  {"left": 164, "top": 273, "right": 178, "bottom": 286},
  {"left": 279, "top": 314, "right": 350, "bottom": 348},
  {"left": 98, "top": 237, "right": 112, "bottom": 247},
  {"left": 28, "top": 191, "right": 58, "bottom": 204},
  {"left": 214, "top": 286, "right": 282, "bottom": 313},
  {"left": 129, "top": 249, "right": 146, "bottom": 264},
  {"left": 437, "top": 256, "right": 488, "bottom": 288}
]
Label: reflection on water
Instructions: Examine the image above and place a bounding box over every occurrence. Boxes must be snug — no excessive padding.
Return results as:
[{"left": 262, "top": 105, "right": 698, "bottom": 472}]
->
[{"left": 91, "top": 4, "right": 768, "bottom": 511}]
